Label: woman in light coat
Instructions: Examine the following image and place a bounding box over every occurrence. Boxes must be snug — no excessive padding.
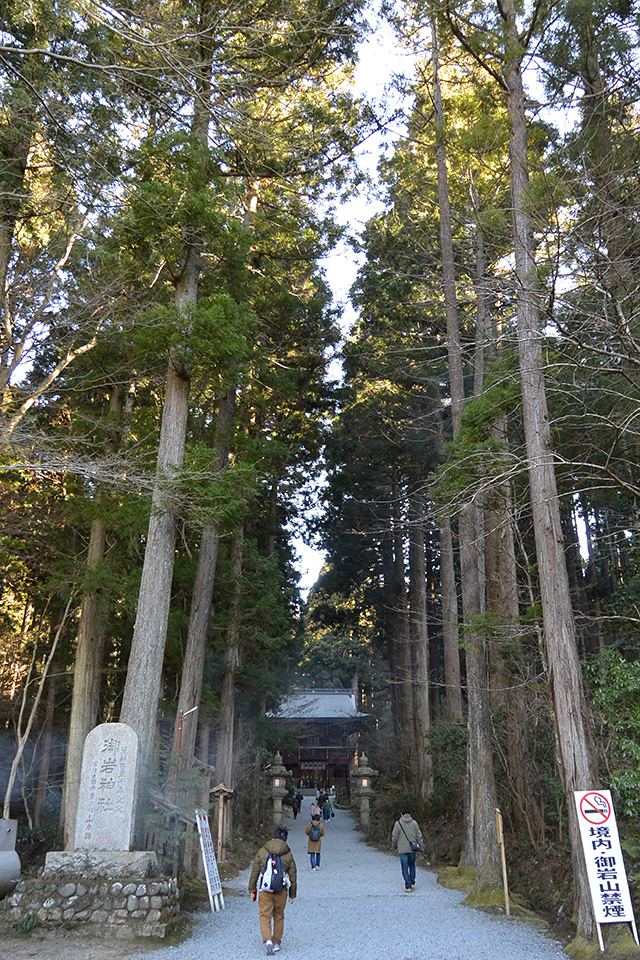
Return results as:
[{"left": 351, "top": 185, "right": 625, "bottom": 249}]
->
[{"left": 304, "top": 814, "right": 325, "bottom": 870}]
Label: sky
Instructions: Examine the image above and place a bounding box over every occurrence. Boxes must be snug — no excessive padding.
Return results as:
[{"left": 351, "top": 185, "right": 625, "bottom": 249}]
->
[
  {"left": 290, "top": 16, "right": 588, "bottom": 596},
  {"left": 292, "top": 12, "right": 414, "bottom": 597}
]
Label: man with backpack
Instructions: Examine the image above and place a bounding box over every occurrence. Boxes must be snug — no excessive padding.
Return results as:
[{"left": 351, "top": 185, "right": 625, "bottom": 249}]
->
[
  {"left": 249, "top": 825, "right": 297, "bottom": 955},
  {"left": 391, "top": 806, "right": 423, "bottom": 892},
  {"left": 291, "top": 790, "right": 303, "bottom": 819},
  {"left": 305, "top": 813, "right": 325, "bottom": 869}
]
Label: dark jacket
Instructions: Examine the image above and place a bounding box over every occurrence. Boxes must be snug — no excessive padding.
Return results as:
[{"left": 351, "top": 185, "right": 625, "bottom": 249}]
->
[
  {"left": 391, "top": 814, "right": 423, "bottom": 855},
  {"left": 249, "top": 838, "right": 297, "bottom": 898}
]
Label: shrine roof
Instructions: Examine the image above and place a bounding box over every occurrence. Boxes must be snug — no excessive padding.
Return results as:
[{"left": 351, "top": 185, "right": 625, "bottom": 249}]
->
[{"left": 270, "top": 689, "right": 367, "bottom": 720}]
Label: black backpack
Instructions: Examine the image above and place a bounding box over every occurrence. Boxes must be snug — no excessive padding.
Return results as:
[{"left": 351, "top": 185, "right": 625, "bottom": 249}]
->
[
  {"left": 260, "top": 852, "right": 285, "bottom": 893},
  {"left": 309, "top": 821, "right": 321, "bottom": 842}
]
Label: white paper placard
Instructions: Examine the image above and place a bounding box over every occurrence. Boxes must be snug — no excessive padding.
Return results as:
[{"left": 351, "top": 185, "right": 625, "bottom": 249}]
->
[
  {"left": 196, "top": 808, "right": 224, "bottom": 912},
  {"left": 574, "top": 790, "right": 634, "bottom": 924}
]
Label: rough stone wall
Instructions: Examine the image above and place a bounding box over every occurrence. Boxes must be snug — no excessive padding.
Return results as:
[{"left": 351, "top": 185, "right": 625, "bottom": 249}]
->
[{"left": 9, "top": 876, "right": 180, "bottom": 939}]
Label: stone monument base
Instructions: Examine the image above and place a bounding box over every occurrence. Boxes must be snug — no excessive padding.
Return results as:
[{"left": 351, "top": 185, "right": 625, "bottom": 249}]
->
[
  {"left": 42, "top": 849, "right": 159, "bottom": 878},
  {"left": 9, "top": 856, "right": 180, "bottom": 939}
]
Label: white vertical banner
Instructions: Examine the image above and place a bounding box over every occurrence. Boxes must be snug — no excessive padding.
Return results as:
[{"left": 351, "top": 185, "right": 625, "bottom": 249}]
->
[
  {"left": 574, "top": 790, "right": 637, "bottom": 941},
  {"left": 196, "top": 808, "right": 225, "bottom": 912}
]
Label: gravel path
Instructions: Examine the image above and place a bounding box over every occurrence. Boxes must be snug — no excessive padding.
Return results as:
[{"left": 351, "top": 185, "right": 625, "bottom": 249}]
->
[{"left": 128, "top": 806, "right": 567, "bottom": 960}]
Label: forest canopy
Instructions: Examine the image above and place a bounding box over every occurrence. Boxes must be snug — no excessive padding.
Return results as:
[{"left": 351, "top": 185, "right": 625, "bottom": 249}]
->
[{"left": 1, "top": 0, "right": 639, "bottom": 944}]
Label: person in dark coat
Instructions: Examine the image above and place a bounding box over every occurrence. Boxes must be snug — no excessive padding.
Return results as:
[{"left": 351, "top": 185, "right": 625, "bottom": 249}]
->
[
  {"left": 249, "top": 826, "right": 297, "bottom": 955},
  {"left": 292, "top": 791, "right": 303, "bottom": 819}
]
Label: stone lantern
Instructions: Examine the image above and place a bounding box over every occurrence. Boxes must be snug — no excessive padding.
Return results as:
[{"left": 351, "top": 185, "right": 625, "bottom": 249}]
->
[
  {"left": 269, "top": 751, "right": 289, "bottom": 826},
  {"left": 353, "top": 752, "right": 378, "bottom": 830}
]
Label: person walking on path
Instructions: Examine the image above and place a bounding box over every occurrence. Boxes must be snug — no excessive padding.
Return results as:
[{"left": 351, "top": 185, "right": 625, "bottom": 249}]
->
[
  {"left": 125, "top": 802, "right": 565, "bottom": 960},
  {"left": 249, "top": 826, "right": 297, "bottom": 955},
  {"left": 305, "top": 813, "right": 325, "bottom": 869},
  {"left": 391, "top": 806, "right": 423, "bottom": 892}
]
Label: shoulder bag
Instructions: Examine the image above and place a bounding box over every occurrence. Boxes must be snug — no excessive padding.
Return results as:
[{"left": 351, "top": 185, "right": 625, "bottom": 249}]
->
[{"left": 399, "top": 820, "right": 421, "bottom": 852}]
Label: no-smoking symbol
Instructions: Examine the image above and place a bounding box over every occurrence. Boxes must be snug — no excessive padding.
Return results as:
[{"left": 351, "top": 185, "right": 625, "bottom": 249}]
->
[{"left": 579, "top": 792, "right": 611, "bottom": 824}]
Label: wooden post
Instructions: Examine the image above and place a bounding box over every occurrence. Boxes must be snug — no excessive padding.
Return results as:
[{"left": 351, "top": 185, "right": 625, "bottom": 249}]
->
[
  {"left": 217, "top": 795, "right": 225, "bottom": 862},
  {"left": 212, "top": 783, "right": 233, "bottom": 863},
  {"left": 495, "top": 808, "right": 510, "bottom": 916}
]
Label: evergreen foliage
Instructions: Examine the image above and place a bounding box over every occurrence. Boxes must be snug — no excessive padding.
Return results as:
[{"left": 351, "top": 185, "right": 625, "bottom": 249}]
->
[{"left": 1, "top": 0, "right": 640, "bottom": 934}]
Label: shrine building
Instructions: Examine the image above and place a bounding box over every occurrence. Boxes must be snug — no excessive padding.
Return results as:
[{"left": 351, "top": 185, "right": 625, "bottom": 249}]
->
[{"left": 270, "top": 688, "right": 368, "bottom": 795}]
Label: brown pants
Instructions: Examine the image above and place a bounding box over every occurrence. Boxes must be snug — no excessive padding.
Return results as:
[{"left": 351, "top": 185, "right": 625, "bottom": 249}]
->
[{"left": 258, "top": 889, "right": 288, "bottom": 943}]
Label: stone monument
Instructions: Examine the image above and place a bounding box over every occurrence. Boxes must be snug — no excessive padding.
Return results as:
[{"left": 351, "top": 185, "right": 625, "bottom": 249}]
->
[
  {"left": 75, "top": 721, "right": 138, "bottom": 851},
  {"left": 9, "top": 723, "right": 180, "bottom": 938},
  {"left": 43, "top": 722, "right": 155, "bottom": 877}
]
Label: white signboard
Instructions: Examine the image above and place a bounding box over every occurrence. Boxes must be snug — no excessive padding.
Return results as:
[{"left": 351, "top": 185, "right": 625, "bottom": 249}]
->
[
  {"left": 196, "top": 808, "right": 224, "bottom": 912},
  {"left": 574, "top": 790, "right": 635, "bottom": 928}
]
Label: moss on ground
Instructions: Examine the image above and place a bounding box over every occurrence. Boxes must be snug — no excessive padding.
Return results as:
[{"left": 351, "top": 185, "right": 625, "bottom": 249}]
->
[
  {"left": 436, "top": 865, "right": 550, "bottom": 929},
  {"left": 436, "top": 865, "right": 477, "bottom": 892},
  {"left": 566, "top": 931, "right": 640, "bottom": 960}
]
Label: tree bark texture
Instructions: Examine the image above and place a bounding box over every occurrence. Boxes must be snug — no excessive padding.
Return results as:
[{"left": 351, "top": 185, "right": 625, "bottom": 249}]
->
[
  {"left": 408, "top": 490, "right": 432, "bottom": 799},
  {"left": 392, "top": 478, "right": 413, "bottom": 764},
  {"left": 214, "top": 526, "right": 244, "bottom": 788},
  {"left": 63, "top": 384, "right": 127, "bottom": 843},
  {"left": 34, "top": 673, "right": 57, "bottom": 831},
  {"left": 432, "top": 22, "right": 499, "bottom": 885},
  {"left": 382, "top": 530, "right": 403, "bottom": 742},
  {"left": 63, "top": 515, "right": 107, "bottom": 847},
  {"left": 171, "top": 174, "right": 257, "bottom": 778},
  {"left": 458, "top": 503, "right": 500, "bottom": 884},
  {"left": 485, "top": 469, "right": 545, "bottom": 846},
  {"left": 120, "top": 16, "right": 213, "bottom": 831},
  {"left": 503, "top": 0, "right": 599, "bottom": 933},
  {"left": 439, "top": 517, "right": 463, "bottom": 720},
  {"left": 120, "top": 361, "right": 191, "bottom": 790},
  {"left": 172, "top": 387, "right": 237, "bottom": 772}
]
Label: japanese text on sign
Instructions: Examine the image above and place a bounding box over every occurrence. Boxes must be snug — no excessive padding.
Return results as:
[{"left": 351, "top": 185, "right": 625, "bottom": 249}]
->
[
  {"left": 83, "top": 738, "right": 129, "bottom": 843},
  {"left": 574, "top": 791, "right": 634, "bottom": 924},
  {"left": 195, "top": 808, "right": 224, "bottom": 912}
]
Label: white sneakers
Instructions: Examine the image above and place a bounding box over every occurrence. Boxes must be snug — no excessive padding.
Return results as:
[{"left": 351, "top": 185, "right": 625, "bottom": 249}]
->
[
  {"left": 273, "top": 945, "right": 281, "bottom": 954},
  {"left": 266, "top": 939, "right": 274, "bottom": 955}
]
